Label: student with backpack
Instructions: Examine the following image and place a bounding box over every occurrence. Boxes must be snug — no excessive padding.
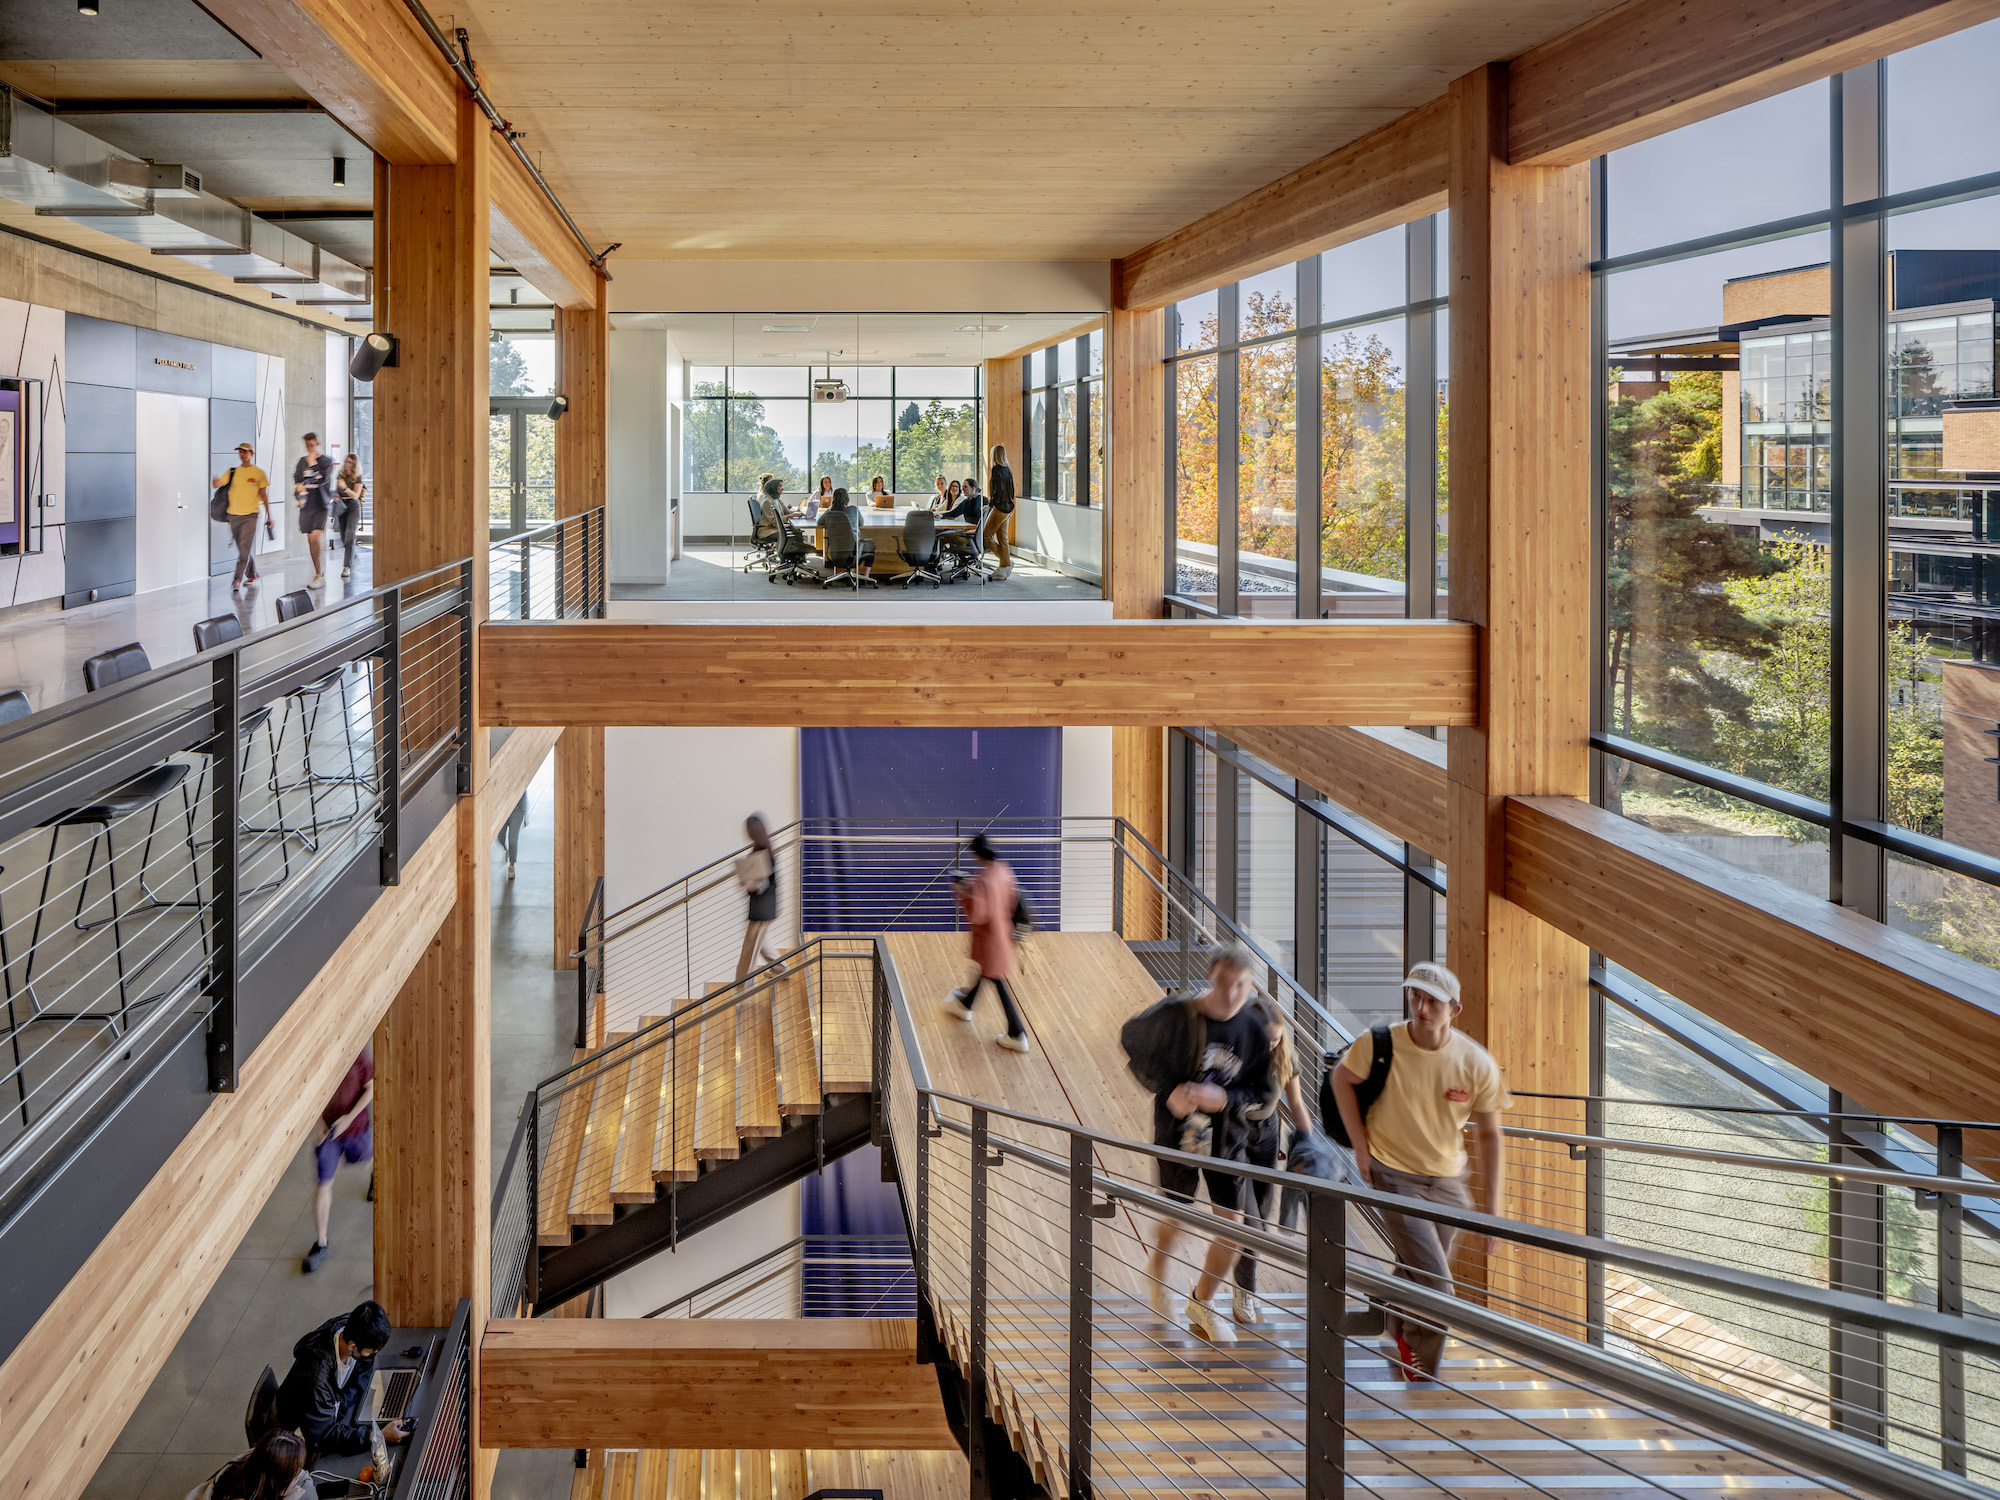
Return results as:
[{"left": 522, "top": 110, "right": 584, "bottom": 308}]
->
[
  {"left": 942, "top": 833, "right": 1029, "bottom": 1052},
  {"left": 1328, "top": 962, "right": 1509, "bottom": 1382},
  {"left": 1120, "top": 945, "right": 1275, "bottom": 1343},
  {"left": 1228, "top": 996, "right": 1317, "bottom": 1325}
]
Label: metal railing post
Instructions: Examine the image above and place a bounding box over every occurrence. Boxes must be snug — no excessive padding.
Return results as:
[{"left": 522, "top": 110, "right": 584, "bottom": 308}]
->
[
  {"left": 1937, "top": 1124, "right": 1965, "bottom": 1474},
  {"left": 1069, "top": 1133, "right": 1096, "bottom": 1499},
  {"left": 589, "top": 508, "right": 601, "bottom": 615},
  {"left": 379, "top": 591, "right": 402, "bottom": 885},
  {"left": 871, "top": 944, "right": 889, "bottom": 1149},
  {"left": 525, "top": 1092, "right": 541, "bottom": 1311},
  {"left": 1111, "top": 825, "right": 1125, "bottom": 939},
  {"left": 206, "top": 649, "right": 240, "bottom": 1092},
  {"left": 1828, "top": 1106, "right": 1887, "bottom": 1445},
  {"left": 457, "top": 560, "right": 475, "bottom": 794},
  {"left": 1306, "top": 1190, "right": 1347, "bottom": 1499},
  {"left": 916, "top": 1089, "right": 938, "bottom": 1365},
  {"left": 970, "top": 1107, "right": 992, "bottom": 1500},
  {"left": 555, "top": 520, "right": 567, "bottom": 620},
  {"left": 519, "top": 534, "right": 532, "bottom": 620}
]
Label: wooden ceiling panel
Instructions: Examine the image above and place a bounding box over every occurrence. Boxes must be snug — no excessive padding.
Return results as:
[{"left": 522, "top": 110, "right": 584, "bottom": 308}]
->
[{"left": 449, "top": 0, "right": 1626, "bottom": 260}]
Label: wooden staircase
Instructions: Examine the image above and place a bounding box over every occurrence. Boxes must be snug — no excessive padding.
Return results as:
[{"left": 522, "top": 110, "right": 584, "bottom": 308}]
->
[
  {"left": 572, "top": 1448, "right": 966, "bottom": 1500},
  {"left": 929, "top": 1290, "right": 1856, "bottom": 1499},
  {"left": 539, "top": 949, "right": 875, "bottom": 1247}
]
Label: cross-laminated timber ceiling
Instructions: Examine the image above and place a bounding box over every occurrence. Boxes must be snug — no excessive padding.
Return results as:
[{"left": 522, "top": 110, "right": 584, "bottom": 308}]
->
[{"left": 444, "top": 0, "right": 1628, "bottom": 261}]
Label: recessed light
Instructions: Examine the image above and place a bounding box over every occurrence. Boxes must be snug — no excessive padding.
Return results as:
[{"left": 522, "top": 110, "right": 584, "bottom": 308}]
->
[
  {"left": 913, "top": 352, "right": 948, "bottom": 358},
  {"left": 762, "top": 324, "right": 812, "bottom": 333},
  {"left": 758, "top": 352, "right": 792, "bottom": 358},
  {"left": 957, "top": 323, "right": 1008, "bottom": 333}
]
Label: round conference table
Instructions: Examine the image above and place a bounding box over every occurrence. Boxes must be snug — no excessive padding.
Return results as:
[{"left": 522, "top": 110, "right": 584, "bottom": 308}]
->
[{"left": 806, "top": 505, "right": 975, "bottom": 575}]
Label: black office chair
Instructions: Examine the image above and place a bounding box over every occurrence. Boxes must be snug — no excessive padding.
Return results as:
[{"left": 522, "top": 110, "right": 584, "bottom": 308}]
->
[
  {"left": 896, "top": 510, "right": 943, "bottom": 588},
  {"left": 819, "top": 507, "right": 879, "bottom": 591},
  {"left": 742, "top": 497, "right": 781, "bottom": 573},
  {"left": 272, "top": 591, "right": 366, "bottom": 842},
  {"left": 21, "top": 646, "right": 201, "bottom": 1020},
  {"left": 938, "top": 527, "right": 988, "bottom": 585},
  {"left": 769, "top": 510, "right": 815, "bottom": 585},
  {"left": 245, "top": 1364, "right": 283, "bottom": 1447},
  {"left": 193, "top": 614, "right": 296, "bottom": 894}
]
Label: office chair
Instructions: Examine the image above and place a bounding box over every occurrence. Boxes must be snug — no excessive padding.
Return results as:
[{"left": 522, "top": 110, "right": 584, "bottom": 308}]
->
[
  {"left": 768, "top": 510, "right": 815, "bottom": 585},
  {"left": 192, "top": 614, "right": 297, "bottom": 894},
  {"left": 819, "top": 506, "right": 879, "bottom": 591},
  {"left": 937, "top": 528, "right": 988, "bottom": 585},
  {"left": 245, "top": 1364, "right": 283, "bottom": 1447},
  {"left": 272, "top": 591, "right": 367, "bottom": 843},
  {"left": 22, "top": 646, "right": 201, "bottom": 1023},
  {"left": 742, "top": 497, "right": 781, "bottom": 573},
  {"left": 896, "top": 510, "right": 944, "bottom": 588}
]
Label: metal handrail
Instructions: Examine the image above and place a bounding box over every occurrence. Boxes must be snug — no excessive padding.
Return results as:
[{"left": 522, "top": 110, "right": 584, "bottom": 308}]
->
[
  {"left": 641, "top": 1234, "right": 911, "bottom": 1320},
  {"left": 1514, "top": 1088, "right": 2000, "bottom": 1134}
]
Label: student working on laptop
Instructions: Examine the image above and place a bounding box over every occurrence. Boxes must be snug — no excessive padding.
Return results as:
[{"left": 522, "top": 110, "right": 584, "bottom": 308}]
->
[{"left": 275, "top": 1300, "right": 411, "bottom": 1459}]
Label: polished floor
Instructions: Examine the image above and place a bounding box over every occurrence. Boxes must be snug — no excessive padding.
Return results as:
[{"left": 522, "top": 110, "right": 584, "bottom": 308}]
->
[
  {"left": 82, "top": 755, "right": 574, "bottom": 1500},
  {"left": 0, "top": 546, "right": 375, "bottom": 717},
  {"left": 611, "top": 544, "right": 1100, "bottom": 604}
]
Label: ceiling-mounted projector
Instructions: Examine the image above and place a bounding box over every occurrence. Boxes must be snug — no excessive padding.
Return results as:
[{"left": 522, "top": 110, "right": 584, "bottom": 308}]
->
[{"left": 811, "top": 378, "right": 849, "bottom": 404}]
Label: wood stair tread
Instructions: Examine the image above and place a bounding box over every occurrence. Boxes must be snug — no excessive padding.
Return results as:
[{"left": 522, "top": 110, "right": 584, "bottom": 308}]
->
[
  {"left": 692, "top": 986, "right": 741, "bottom": 1160},
  {"left": 568, "top": 1032, "right": 636, "bottom": 1225},
  {"left": 735, "top": 989, "right": 782, "bottom": 1139},
  {"left": 537, "top": 1048, "right": 593, "bottom": 1245},
  {"left": 771, "top": 966, "right": 821, "bottom": 1114}
]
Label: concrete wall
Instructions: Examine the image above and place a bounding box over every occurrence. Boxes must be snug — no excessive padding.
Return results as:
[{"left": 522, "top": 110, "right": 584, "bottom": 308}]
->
[
  {"left": 1016, "top": 496, "right": 1102, "bottom": 580},
  {"left": 0, "top": 228, "right": 324, "bottom": 610}
]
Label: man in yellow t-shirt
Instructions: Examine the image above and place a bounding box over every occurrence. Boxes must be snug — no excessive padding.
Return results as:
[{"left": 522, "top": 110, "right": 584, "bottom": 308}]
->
[
  {"left": 1331, "top": 962, "right": 1509, "bottom": 1381},
  {"left": 212, "top": 442, "right": 271, "bottom": 591}
]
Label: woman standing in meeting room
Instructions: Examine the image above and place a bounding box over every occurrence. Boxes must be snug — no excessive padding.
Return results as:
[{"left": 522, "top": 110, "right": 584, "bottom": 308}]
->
[{"left": 984, "top": 443, "right": 1015, "bottom": 580}]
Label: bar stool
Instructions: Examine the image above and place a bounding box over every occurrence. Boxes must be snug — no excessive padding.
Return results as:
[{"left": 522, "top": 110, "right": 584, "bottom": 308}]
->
[
  {"left": 22, "top": 645, "right": 201, "bottom": 1022},
  {"left": 272, "top": 590, "right": 367, "bottom": 843},
  {"left": 193, "top": 614, "right": 295, "bottom": 894}
]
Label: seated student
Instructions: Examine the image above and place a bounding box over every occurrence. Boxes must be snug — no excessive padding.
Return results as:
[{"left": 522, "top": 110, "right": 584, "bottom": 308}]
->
[
  {"left": 275, "top": 1300, "right": 410, "bottom": 1461},
  {"left": 867, "top": 474, "right": 893, "bottom": 508},
  {"left": 814, "top": 475, "right": 835, "bottom": 511},
  {"left": 939, "top": 477, "right": 981, "bottom": 526},
  {"left": 932, "top": 475, "right": 950, "bottom": 509},
  {"left": 186, "top": 1430, "right": 311, "bottom": 1500},
  {"left": 754, "top": 480, "right": 786, "bottom": 541},
  {"left": 826, "top": 487, "right": 876, "bottom": 577}
]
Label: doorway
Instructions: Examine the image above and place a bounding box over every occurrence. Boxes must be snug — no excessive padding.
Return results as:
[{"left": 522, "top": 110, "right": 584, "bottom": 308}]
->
[{"left": 489, "top": 397, "right": 556, "bottom": 539}]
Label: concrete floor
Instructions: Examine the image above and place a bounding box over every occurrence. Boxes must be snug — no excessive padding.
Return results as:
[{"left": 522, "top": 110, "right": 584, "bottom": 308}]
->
[
  {"left": 83, "top": 755, "right": 575, "bottom": 1500},
  {"left": 613, "top": 544, "right": 1100, "bottom": 604}
]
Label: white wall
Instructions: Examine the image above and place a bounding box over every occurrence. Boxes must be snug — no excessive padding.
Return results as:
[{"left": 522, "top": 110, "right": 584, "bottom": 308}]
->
[
  {"left": 605, "top": 726, "right": 801, "bottom": 912},
  {"left": 602, "top": 1182, "right": 800, "bottom": 1319},
  {"left": 1017, "top": 498, "right": 1102, "bottom": 580},
  {"left": 1060, "top": 727, "right": 1113, "bottom": 931},
  {"left": 609, "top": 327, "right": 670, "bottom": 584},
  {"left": 609, "top": 260, "right": 1109, "bottom": 314}
]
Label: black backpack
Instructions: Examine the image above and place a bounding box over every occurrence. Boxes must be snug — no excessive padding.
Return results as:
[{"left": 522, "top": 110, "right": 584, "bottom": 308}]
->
[
  {"left": 209, "top": 467, "right": 235, "bottom": 523},
  {"left": 1012, "top": 888, "right": 1035, "bottom": 940},
  {"left": 1319, "top": 1024, "right": 1393, "bottom": 1148}
]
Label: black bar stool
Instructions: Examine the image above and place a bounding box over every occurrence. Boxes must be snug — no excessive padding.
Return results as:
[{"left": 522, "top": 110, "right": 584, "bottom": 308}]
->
[
  {"left": 272, "top": 590, "right": 367, "bottom": 843},
  {"left": 193, "top": 614, "right": 295, "bottom": 895},
  {"left": 22, "top": 644, "right": 200, "bottom": 1022}
]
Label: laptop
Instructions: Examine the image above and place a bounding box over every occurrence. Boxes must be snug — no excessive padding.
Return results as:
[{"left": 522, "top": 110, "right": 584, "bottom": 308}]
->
[{"left": 360, "top": 1335, "right": 436, "bottom": 1424}]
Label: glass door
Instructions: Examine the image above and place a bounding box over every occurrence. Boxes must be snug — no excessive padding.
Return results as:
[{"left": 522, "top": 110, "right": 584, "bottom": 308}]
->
[{"left": 488, "top": 398, "right": 557, "bottom": 537}]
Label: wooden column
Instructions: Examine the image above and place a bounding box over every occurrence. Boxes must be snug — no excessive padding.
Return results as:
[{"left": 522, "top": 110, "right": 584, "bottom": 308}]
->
[
  {"left": 553, "top": 292, "right": 609, "bottom": 969},
  {"left": 1106, "top": 304, "right": 1168, "bottom": 936},
  {"left": 1444, "top": 62, "right": 1592, "bottom": 1326},
  {"left": 983, "top": 356, "right": 1021, "bottom": 550},
  {"left": 369, "top": 95, "right": 494, "bottom": 1490}
]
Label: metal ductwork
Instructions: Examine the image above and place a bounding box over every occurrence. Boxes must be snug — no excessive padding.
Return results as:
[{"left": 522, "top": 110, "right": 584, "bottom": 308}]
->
[{"left": 0, "top": 90, "right": 372, "bottom": 321}]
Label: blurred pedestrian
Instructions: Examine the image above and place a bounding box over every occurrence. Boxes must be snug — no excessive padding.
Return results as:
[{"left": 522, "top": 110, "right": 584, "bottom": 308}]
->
[
  {"left": 333, "top": 453, "right": 366, "bottom": 579},
  {"left": 292, "top": 432, "right": 335, "bottom": 587},
  {"left": 1229, "top": 995, "right": 1314, "bottom": 1324},
  {"left": 214, "top": 442, "right": 271, "bottom": 593},
  {"left": 303, "top": 1045, "right": 372, "bottom": 1273},
  {"left": 942, "top": 833, "right": 1028, "bottom": 1052},
  {"left": 735, "top": 814, "right": 783, "bottom": 980}
]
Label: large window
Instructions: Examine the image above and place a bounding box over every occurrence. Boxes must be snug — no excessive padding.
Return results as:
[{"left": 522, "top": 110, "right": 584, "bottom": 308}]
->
[
  {"left": 1021, "top": 332, "right": 1102, "bottom": 507},
  {"left": 1596, "top": 21, "right": 2000, "bottom": 981},
  {"left": 681, "top": 366, "right": 981, "bottom": 496},
  {"left": 1165, "top": 217, "right": 1444, "bottom": 619}
]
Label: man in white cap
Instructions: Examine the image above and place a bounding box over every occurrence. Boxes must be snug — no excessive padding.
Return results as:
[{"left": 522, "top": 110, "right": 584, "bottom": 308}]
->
[
  {"left": 1329, "top": 961, "right": 1508, "bottom": 1382},
  {"left": 212, "top": 442, "right": 271, "bottom": 592}
]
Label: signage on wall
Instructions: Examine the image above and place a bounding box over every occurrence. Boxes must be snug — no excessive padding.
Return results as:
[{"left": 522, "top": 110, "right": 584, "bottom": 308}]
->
[{"left": 153, "top": 357, "right": 197, "bottom": 372}]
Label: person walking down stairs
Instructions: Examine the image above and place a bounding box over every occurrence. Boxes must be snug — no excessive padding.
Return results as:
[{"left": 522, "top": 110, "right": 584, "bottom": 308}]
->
[
  {"left": 734, "top": 814, "right": 783, "bottom": 981},
  {"left": 942, "top": 833, "right": 1030, "bottom": 1052}
]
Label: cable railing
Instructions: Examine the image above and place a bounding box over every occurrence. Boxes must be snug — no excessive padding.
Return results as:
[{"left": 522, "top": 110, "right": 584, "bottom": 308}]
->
[
  {"left": 488, "top": 506, "right": 606, "bottom": 621},
  {"left": 640, "top": 1234, "right": 915, "bottom": 1320},
  {"left": 0, "top": 559, "right": 474, "bottom": 1235}
]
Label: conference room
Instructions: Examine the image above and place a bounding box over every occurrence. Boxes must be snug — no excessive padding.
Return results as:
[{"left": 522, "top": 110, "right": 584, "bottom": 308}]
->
[{"left": 602, "top": 312, "right": 1109, "bottom": 605}]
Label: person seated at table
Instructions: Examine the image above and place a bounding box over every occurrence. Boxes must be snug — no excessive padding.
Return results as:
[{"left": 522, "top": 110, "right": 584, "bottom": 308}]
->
[
  {"left": 939, "top": 477, "right": 981, "bottom": 526},
  {"left": 826, "top": 487, "right": 875, "bottom": 577},
  {"left": 815, "top": 475, "right": 835, "bottom": 509},
  {"left": 755, "top": 478, "right": 787, "bottom": 540},
  {"left": 963, "top": 475, "right": 983, "bottom": 507},
  {"left": 867, "top": 474, "right": 894, "bottom": 508},
  {"left": 932, "top": 475, "right": 950, "bottom": 509},
  {"left": 276, "top": 1300, "right": 409, "bottom": 1461}
]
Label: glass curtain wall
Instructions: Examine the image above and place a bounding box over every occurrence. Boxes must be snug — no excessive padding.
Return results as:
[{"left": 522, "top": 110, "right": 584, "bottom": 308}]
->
[
  {"left": 1021, "top": 331, "right": 1102, "bottom": 506},
  {"left": 682, "top": 366, "right": 981, "bottom": 496},
  {"left": 1596, "top": 18, "right": 2000, "bottom": 1470},
  {"left": 1165, "top": 217, "right": 1445, "bottom": 619}
]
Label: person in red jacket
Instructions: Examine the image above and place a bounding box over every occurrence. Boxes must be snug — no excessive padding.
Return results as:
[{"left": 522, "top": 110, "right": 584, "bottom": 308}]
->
[{"left": 941, "top": 834, "right": 1029, "bottom": 1052}]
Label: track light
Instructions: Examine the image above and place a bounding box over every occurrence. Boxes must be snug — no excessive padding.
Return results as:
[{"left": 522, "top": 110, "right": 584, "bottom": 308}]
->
[
  {"left": 77, "top": 0, "right": 99, "bottom": 13},
  {"left": 332, "top": 156, "right": 346, "bottom": 188},
  {"left": 546, "top": 394, "right": 568, "bottom": 421},
  {"left": 348, "top": 332, "right": 399, "bottom": 382}
]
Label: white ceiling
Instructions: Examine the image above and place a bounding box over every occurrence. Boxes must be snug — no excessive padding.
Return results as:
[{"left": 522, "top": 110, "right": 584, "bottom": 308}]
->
[{"left": 608, "top": 312, "right": 1098, "bottom": 366}]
